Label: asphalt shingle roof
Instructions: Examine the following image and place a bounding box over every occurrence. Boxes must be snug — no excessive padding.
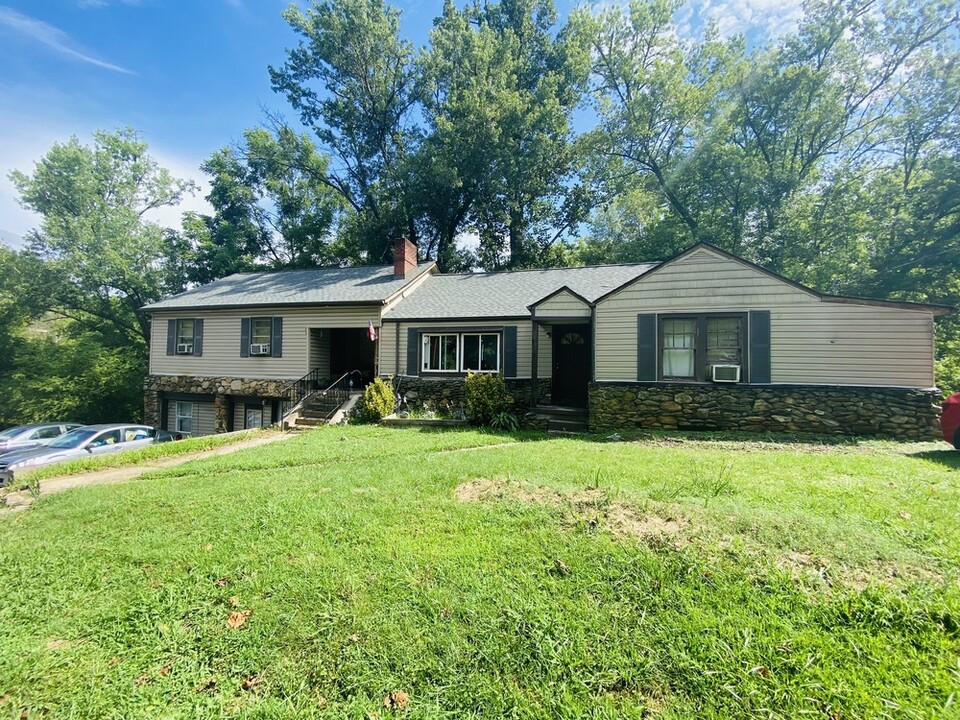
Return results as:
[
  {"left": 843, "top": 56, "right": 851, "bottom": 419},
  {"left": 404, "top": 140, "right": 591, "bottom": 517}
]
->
[
  {"left": 383, "top": 263, "right": 658, "bottom": 320},
  {"left": 141, "top": 263, "right": 434, "bottom": 311}
]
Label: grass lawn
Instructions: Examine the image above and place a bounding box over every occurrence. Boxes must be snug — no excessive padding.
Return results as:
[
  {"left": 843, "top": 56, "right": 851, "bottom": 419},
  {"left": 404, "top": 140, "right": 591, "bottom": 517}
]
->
[
  {"left": 0, "top": 426, "right": 958, "bottom": 719},
  {"left": 7, "top": 428, "right": 278, "bottom": 487}
]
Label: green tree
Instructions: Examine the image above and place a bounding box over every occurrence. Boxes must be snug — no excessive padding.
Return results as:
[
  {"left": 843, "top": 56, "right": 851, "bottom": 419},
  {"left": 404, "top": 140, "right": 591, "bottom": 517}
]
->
[
  {"left": 425, "top": 0, "right": 591, "bottom": 268},
  {"left": 9, "top": 128, "right": 193, "bottom": 348},
  {"left": 185, "top": 126, "right": 344, "bottom": 284},
  {"left": 5, "top": 128, "right": 193, "bottom": 424},
  {"left": 576, "top": 0, "right": 957, "bottom": 269},
  {"left": 269, "top": 0, "right": 420, "bottom": 264}
]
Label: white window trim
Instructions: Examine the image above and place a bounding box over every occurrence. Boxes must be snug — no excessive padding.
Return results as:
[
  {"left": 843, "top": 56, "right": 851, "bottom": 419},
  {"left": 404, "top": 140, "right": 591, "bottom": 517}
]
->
[
  {"left": 175, "top": 401, "right": 193, "bottom": 434},
  {"left": 460, "top": 333, "right": 500, "bottom": 373},
  {"left": 176, "top": 318, "right": 196, "bottom": 355},
  {"left": 422, "top": 333, "right": 460, "bottom": 373},
  {"left": 421, "top": 331, "right": 502, "bottom": 374},
  {"left": 245, "top": 406, "right": 264, "bottom": 429}
]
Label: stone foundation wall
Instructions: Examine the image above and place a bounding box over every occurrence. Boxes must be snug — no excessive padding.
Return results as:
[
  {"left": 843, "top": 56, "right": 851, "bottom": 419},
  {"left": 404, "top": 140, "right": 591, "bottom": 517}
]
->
[
  {"left": 589, "top": 382, "right": 942, "bottom": 440},
  {"left": 144, "top": 375, "right": 290, "bottom": 433},
  {"left": 394, "top": 376, "right": 551, "bottom": 414}
]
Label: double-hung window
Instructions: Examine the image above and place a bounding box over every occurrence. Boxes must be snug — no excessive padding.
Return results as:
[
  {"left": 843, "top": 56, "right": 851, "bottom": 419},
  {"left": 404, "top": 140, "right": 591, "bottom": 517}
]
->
[
  {"left": 421, "top": 332, "right": 501, "bottom": 373},
  {"left": 659, "top": 314, "right": 745, "bottom": 381},
  {"left": 252, "top": 318, "right": 272, "bottom": 346},
  {"left": 661, "top": 318, "right": 696, "bottom": 378},
  {"left": 242, "top": 317, "right": 281, "bottom": 358},
  {"left": 249, "top": 318, "right": 273, "bottom": 356},
  {"left": 176, "top": 319, "right": 195, "bottom": 354},
  {"left": 175, "top": 401, "right": 193, "bottom": 434}
]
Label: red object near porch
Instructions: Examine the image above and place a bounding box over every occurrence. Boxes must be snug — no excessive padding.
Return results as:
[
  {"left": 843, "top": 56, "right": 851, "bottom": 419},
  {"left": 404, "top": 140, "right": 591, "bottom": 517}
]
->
[
  {"left": 941, "top": 393, "right": 960, "bottom": 448},
  {"left": 368, "top": 319, "right": 378, "bottom": 342}
]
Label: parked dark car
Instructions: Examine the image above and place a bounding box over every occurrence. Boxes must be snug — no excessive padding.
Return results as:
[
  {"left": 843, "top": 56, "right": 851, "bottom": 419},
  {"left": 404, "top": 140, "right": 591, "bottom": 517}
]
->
[
  {"left": 0, "top": 423, "right": 84, "bottom": 456},
  {"left": 0, "top": 424, "right": 174, "bottom": 486},
  {"left": 942, "top": 393, "right": 960, "bottom": 449}
]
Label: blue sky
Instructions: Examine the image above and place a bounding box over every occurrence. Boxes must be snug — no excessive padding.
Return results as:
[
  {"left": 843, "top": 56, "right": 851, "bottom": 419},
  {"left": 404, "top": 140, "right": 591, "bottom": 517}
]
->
[{"left": 0, "top": 0, "right": 802, "bottom": 244}]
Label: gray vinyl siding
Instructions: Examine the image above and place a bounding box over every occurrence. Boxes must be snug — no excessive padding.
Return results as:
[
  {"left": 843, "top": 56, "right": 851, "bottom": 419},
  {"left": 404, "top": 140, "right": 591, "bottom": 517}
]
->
[
  {"left": 534, "top": 290, "right": 590, "bottom": 318},
  {"left": 382, "top": 320, "right": 534, "bottom": 377},
  {"left": 309, "top": 330, "right": 331, "bottom": 376},
  {"left": 595, "top": 247, "right": 936, "bottom": 388},
  {"left": 538, "top": 324, "right": 552, "bottom": 379},
  {"left": 150, "top": 306, "right": 377, "bottom": 380},
  {"left": 166, "top": 399, "right": 216, "bottom": 437},
  {"left": 195, "top": 403, "right": 217, "bottom": 436}
]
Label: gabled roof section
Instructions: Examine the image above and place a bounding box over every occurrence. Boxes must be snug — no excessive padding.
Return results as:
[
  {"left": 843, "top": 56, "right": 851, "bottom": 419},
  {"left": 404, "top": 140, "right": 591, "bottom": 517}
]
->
[
  {"left": 595, "top": 242, "right": 955, "bottom": 316},
  {"left": 384, "top": 263, "right": 658, "bottom": 320},
  {"left": 141, "top": 262, "right": 436, "bottom": 312},
  {"left": 527, "top": 285, "right": 592, "bottom": 311}
]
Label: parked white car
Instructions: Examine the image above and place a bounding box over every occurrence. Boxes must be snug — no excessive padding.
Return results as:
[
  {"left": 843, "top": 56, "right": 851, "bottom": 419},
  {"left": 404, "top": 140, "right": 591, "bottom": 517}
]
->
[
  {"left": 0, "top": 424, "right": 173, "bottom": 486},
  {"left": 0, "top": 423, "right": 84, "bottom": 456}
]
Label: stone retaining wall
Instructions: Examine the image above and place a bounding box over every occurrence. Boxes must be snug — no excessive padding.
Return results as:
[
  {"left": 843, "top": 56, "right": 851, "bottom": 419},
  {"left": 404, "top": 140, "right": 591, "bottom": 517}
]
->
[
  {"left": 394, "top": 376, "right": 551, "bottom": 414},
  {"left": 589, "top": 382, "right": 942, "bottom": 440},
  {"left": 144, "top": 375, "right": 289, "bottom": 433}
]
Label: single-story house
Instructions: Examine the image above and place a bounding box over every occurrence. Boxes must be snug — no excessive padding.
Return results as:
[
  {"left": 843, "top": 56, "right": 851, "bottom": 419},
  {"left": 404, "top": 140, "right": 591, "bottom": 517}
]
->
[{"left": 141, "top": 238, "right": 951, "bottom": 439}]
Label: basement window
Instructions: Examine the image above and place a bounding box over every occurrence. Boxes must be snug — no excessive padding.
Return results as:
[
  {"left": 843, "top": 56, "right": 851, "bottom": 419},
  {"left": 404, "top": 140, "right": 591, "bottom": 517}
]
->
[{"left": 175, "top": 401, "right": 193, "bottom": 435}]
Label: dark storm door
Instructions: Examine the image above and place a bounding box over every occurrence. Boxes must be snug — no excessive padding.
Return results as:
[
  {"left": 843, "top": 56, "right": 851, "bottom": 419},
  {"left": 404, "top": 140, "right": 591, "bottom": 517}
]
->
[
  {"left": 329, "top": 328, "right": 376, "bottom": 385},
  {"left": 552, "top": 324, "right": 591, "bottom": 407}
]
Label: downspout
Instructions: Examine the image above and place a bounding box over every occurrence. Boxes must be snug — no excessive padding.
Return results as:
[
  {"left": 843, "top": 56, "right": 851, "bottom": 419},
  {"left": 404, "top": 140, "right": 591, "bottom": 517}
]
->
[
  {"left": 395, "top": 321, "right": 400, "bottom": 379},
  {"left": 531, "top": 316, "right": 539, "bottom": 408}
]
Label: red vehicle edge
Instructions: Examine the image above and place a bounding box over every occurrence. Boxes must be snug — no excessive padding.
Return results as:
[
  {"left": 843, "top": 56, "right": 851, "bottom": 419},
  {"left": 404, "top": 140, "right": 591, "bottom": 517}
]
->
[{"left": 942, "top": 393, "right": 960, "bottom": 449}]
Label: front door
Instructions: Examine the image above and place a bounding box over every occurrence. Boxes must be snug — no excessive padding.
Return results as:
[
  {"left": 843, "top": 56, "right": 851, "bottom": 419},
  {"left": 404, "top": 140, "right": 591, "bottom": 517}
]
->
[
  {"left": 552, "top": 324, "right": 591, "bottom": 407},
  {"left": 329, "top": 328, "right": 376, "bottom": 386}
]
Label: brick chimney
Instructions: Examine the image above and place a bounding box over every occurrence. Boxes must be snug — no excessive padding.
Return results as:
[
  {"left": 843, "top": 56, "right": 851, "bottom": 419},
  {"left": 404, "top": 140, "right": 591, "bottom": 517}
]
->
[{"left": 393, "top": 237, "right": 417, "bottom": 279}]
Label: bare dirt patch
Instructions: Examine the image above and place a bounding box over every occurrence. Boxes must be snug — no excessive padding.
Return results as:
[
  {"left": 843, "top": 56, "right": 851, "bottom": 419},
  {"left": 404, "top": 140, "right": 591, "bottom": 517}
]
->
[
  {"left": 717, "top": 537, "right": 947, "bottom": 591},
  {"left": 455, "top": 477, "right": 689, "bottom": 545}
]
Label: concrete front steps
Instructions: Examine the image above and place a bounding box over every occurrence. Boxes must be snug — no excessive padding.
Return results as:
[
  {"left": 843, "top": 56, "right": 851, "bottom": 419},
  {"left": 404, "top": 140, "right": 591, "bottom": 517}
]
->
[{"left": 290, "top": 392, "right": 362, "bottom": 429}]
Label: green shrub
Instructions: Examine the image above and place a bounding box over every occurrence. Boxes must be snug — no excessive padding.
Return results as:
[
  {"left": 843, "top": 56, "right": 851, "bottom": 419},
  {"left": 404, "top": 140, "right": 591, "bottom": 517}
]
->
[
  {"left": 464, "top": 372, "right": 508, "bottom": 426},
  {"left": 354, "top": 377, "right": 396, "bottom": 423},
  {"left": 490, "top": 410, "right": 520, "bottom": 432}
]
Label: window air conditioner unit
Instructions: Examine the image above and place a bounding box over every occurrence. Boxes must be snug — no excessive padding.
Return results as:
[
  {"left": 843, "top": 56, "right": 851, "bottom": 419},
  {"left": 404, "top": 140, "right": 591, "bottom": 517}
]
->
[
  {"left": 250, "top": 343, "right": 271, "bottom": 356},
  {"left": 711, "top": 364, "right": 741, "bottom": 383},
  {"left": 176, "top": 343, "right": 193, "bottom": 354}
]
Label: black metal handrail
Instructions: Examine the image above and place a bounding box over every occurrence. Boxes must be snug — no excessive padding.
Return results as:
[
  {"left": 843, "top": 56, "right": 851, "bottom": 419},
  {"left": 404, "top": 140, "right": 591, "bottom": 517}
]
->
[
  {"left": 282, "top": 369, "right": 365, "bottom": 421},
  {"left": 283, "top": 367, "right": 332, "bottom": 416}
]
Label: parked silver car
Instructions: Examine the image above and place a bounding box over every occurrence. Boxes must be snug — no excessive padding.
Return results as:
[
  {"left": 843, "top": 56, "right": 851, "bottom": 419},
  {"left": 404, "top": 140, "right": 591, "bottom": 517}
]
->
[
  {"left": 0, "top": 423, "right": 84, "bottom": 456},
  {"left": 0, "top": 424, "right": 174, "bottom": 486}
]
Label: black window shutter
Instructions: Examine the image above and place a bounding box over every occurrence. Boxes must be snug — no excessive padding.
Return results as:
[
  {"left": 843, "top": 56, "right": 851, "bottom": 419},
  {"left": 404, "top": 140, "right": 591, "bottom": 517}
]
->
[
  {"left": 406, "top": 328, "right": 419, "bottom": 375},
  {"left": 240, "top": 317, "right": 251, "bottom": 357},
  {"left": 636, "top": 314, "right": 657, "bottom": 381},
  {"left": 272, "top": 317, "right": 283, "bottom": 358},
  {"left": 503, "top": 326, "right": 518, "bottom": 377},
  {"left": 166, "top": 319, "right": 176, "bottom": 356},
  {"left": 749, "top": 311, "right": 771, "bottom": 383},
  {"left": 193, "top": 319, "right": 204, "bottom": 357}
]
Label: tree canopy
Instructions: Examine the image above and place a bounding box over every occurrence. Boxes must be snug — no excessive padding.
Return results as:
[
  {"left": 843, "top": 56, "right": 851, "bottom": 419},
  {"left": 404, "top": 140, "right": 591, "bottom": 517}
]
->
[{"left": 2, "top": 0, "right": 958, "bottom": 427}]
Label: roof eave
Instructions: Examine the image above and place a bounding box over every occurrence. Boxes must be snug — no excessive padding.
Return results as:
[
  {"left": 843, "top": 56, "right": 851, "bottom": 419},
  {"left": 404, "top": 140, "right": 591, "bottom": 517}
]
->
[{"left": 141, "top": 299, "right": 386, "bottom": 314}]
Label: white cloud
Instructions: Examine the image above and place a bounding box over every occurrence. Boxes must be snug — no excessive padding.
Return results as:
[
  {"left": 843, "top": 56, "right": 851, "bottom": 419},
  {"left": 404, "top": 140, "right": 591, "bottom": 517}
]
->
[
  {"left": 678, "top": 0, "right": 804, "bottom": 41},
  {"left": 0, "top": 5, "right": 134, "bottom": 74},
  {"left": 0, "top": 95, "right": 211, "bottom": 238},
  {"left": 76, "top": 0, "right": 142, "bottom": 8}
]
